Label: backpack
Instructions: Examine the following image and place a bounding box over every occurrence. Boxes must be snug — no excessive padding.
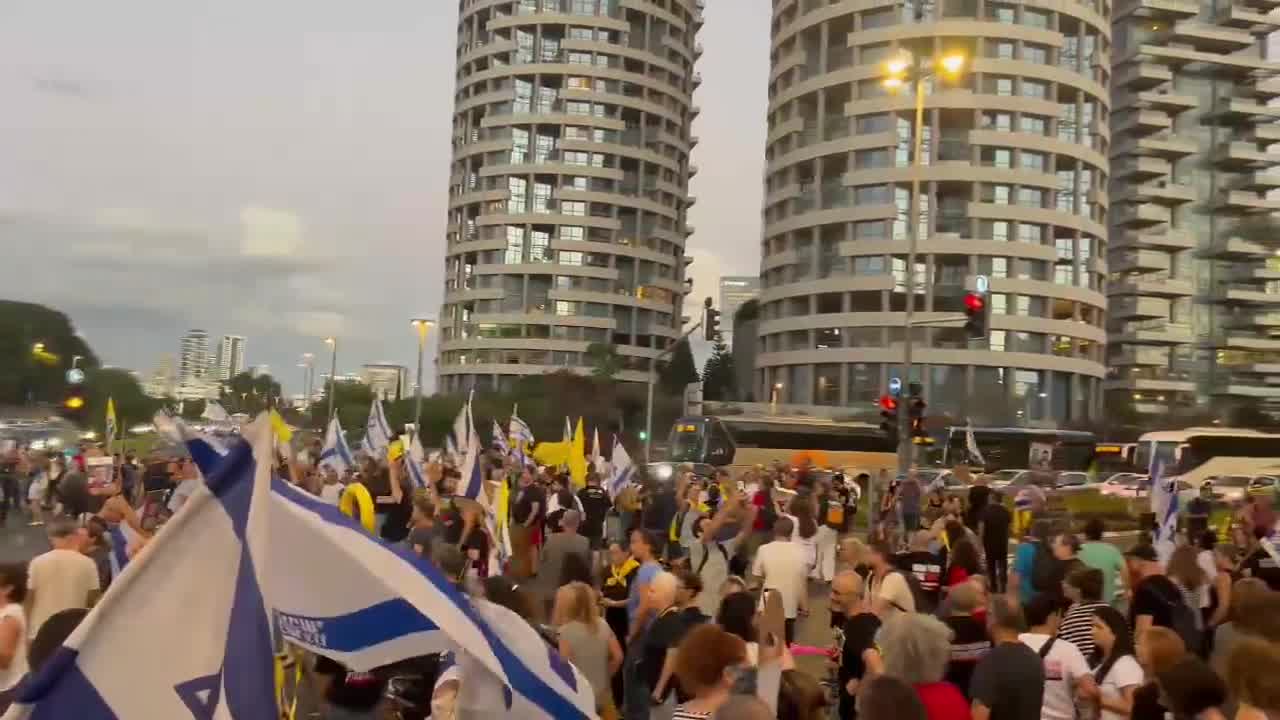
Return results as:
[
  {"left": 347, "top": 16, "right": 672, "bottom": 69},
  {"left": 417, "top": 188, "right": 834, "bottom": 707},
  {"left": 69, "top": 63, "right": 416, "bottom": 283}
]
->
[
  {"left": 1030, "top": 540, "right": 1059, "bottom": 593},
  {"left": 889, "top": 569, "right": 933, "bottom": 614},
  {"left": 1156, "top": 582, "right": 1203, "bottom": 651},
  {"left": 695, "top": 542, "right": 729, "bottom": 576}
]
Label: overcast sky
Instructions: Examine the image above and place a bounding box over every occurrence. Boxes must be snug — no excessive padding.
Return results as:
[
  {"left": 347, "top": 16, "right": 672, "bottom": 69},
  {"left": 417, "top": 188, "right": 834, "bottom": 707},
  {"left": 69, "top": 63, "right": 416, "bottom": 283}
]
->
[{"left": 0, "top": 0, "right": 767, "bottom": 395}]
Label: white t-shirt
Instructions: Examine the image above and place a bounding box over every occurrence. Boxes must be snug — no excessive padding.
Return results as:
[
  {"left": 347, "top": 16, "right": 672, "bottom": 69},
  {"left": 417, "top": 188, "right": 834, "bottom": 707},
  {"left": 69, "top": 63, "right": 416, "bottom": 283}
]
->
[
  {"left": 869, "top": 570, "right": 915, "bottom": 616},
  {"left": 27, "top": 548, "right": 100, "bottom": 639},
  {"left": 751, "top": 540, "right": 808, "bottom": 619},
  {"left": 168, "top": 478, "right": 200, "bottom": 514},
  {"left": 780, "top": 513, "right": 817, "bottom": 571},
  {"left": 1196, "top": 550, "right": 1217, "bottom": 608},
  {"left": 1020, "top": 633, "right": 1091, "bottom": 720},
  {"left": 1095, "top": 655, "right": 1144, "bottom": 720},
  {"left": 0, "top": 603, "right": 28, "bottom": 691},
  {"left": 319, "top": 483, "right": 343, "bottom": 506}
]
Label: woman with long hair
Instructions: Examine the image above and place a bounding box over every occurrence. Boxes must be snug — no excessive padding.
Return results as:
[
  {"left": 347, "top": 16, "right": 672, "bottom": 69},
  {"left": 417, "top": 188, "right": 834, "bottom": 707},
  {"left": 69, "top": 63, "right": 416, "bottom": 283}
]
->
[
  {"left": 553, "top": 582, "right": 624, "bottom": 720},
  {"left": 1131, "top": 627, "right": 1187, "bottom": 720},
  {"left": 1204, "top": 542, "right": 1238, "bottom": 636},
  {"left": 1080, "top": 606, "right": 1145, "bottom": 720},
  {"left": 945, "top": 538, "right": 982, "bottom": 589},
  {"left": 1167, "top": 545, "right": 1209, "bottom": 639}
]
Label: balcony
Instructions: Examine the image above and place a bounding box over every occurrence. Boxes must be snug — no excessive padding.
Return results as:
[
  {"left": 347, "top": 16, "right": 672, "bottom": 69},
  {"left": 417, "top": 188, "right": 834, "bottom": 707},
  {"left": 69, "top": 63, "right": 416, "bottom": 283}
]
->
[
  {"left": 1209, "top": 287, "right": 1280, "bottom": 306},
  {"left": 1105, "top": 373, "right": 1196, "bottom": 393},
  {"left": 1113, "top": 321, "right": 1193, "bottom": 345},
  {"left": 1111, "top": 249, "right": 1172, "bottom": 274},
  {"left": 1218, "top": 4, "right": 1280, "bottom": 29},
  {"left": 1110, "top": 347, "right": 1171, "bottom": 366},
  {"left": 1133, "top": 90, "right": 1199, "bottom": 112},
  {"left": 1240, "top": 0, "right": 1280, "bottom": 11},
  {"left": 1127, "top": 181, "right": 1196, "bottom": 205},
  {"left": 1229, "top": 265, "right": 1280, "bottom": 283},
  {"left": 1114, "top": 109, "right": 1172, "bottom": 136},
  {"left": 1114, "top": 61, "right": 1173, "bottom": 91},
  {"left": 1208, "top": 97, "right": 1280, "bottom": 125},
  {"left": 1113, "top": 202, "right": 1172, "bottom": 227},
  {"left": 1213, "top": 334, "right": 1280, "bottom": 351},
  {"left": 1112, "top": 156, "right": 1172, "bottom": 181},
  {"left": 1234, "top": 171, "right": 1280, "bottom": 191},
  {"left": 1115, "top": 0, "right": 1199, "bottom": 17},
  {"left": 1113, "top": 230, "right": 1195, "bottom": 250},
  {"left": 1227, "top": 311, "right": 1280, "bottom": 329},
  {"left": 1111, "top": 295, "right": 1172, "bottom": 319},
  {"left": 1164, "top": 22, "right": 1256, "bottom": 52},
  {"left": 1112, "top": 277, "right": 1196, "bottom": 297},
  {"left": 1131, "top": 134, "right": 1200, "bottom": 158},
  {"left": 1208, "top": 381, "right": 1280, "bottom": 399},
  {"left": 1214, "top": 189, "right": 1280, "bottom": 214},
  {"left": 1203, "top": 236, "right": 1270, "bottom": 259},
  {"left": 1232, "top": 362, "right": 1280, "bottom": 375},
  {"left": 1214, "top": 142, "right": 1280, "bottom": 169}
]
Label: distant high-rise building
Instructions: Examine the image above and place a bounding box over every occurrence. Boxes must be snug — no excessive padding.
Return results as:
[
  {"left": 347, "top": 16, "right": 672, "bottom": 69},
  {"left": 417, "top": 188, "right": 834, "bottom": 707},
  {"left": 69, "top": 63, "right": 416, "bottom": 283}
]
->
[
  {"left": 361, "top": 364, "right": 408, "bottom": 402},
  {"left": 145, "top": 354, "right": 177, "bottom": 399},
  {"left": 179, "top": 330, "right": 209, "bottom": 385},
  {"left": 719, "top": 276, "right": 761, "bottom": 337},
  {"left": 216, "top": 335, "right": 247, "bottom": 380},
  {"left": 436, "top": 0, "right": 704, "bottom": 393}
]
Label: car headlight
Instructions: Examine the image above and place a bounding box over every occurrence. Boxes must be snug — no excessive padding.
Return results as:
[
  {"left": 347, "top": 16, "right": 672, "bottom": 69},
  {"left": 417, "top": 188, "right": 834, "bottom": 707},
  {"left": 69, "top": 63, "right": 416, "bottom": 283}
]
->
[{"left": 655, "top": 464, "right": 673, "bottom": 480}]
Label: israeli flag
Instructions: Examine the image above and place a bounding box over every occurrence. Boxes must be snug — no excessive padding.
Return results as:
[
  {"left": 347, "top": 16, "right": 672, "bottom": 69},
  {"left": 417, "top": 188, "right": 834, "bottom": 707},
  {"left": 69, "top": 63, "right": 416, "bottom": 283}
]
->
[
  {"left": 10, "top": 415, "right": 596, "bottom": 720},
  {"left": 509, "top": 410, "right": 535, "bottom": 468},
  {"left": 106, "top": 522, "right": 144, "bottom": 581},
  {"left": 320, "top": 416, "right": 354, "bottom": 476},
  {"left": 1149, "top": 461, "right": 1178, "bottom": 562},
  {"left": 492, "top": 419, "right": 510, "bottom": 456},
  {"left": 201, "top": 400, "right": 231, "bottom": 423},
  {"left": 153, "top": 411, "right": 230, "bottom": 457},
  {"left": 450, "top": 397, "right": 476, "bottom": 464},
  {"left": 965, "top": 422, "right": 986, "bottom": 467},
  {"left": 406, "top": 433, "right": 428, "bottom": 490},
  {"left": 445, "top": 434, "right": 459, "bottom": 467},
  {"left": 365, "top": 399, "right": 393, "bottom": 457},
  {"left": 460, "top": 432, "right": 484, "bottom": 500},
  {"left": 607, "top": 440, "right": 635, "bottom": 499}
]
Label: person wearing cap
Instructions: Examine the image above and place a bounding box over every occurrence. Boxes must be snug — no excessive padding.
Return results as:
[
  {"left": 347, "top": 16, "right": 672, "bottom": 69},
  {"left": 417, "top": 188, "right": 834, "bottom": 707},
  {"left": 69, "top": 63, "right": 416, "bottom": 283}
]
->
[
  {"left": 1125, "top": 543, "right": 1184, "bottom": 642},
  {"left": 1185, "top": 483, "right": 1213, "bottom": 542}
]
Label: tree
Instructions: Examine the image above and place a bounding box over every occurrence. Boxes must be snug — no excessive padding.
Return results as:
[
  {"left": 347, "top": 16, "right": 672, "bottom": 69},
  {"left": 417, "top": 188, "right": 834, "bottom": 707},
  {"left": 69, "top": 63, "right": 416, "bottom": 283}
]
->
[
  {"left": 82, "top": 368, "right": 164, "bottom": 433},
  {"left": 658, "top": 338, "right": 699, "bottom": 394},
  {"left": 585, "top": 343, "right": 623, "bottom": 380},
  {"left": 221, "top": 371, "right": 283, "bottom": 415},
  {"left": 0, "top": 300, "right": 99, "bottom": 406},
  {"left": 308, "top": 380, "right": 374, "bottom": 439},
  {"left": 701, "top": 340, "right": 737, "bottom": 401},
  {"left": 733, "top": 298, "right": 760, "bottom": 329}
]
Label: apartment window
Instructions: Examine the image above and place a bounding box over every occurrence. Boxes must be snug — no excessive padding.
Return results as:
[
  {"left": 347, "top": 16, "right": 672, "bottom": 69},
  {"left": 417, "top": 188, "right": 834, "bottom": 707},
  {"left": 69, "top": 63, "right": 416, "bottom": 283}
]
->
[
  {"left": 990, "top": 257, "right": 1009, "bottom": 278},
  {"left": 530, "top": 230, "right": 551, "bottom": 262},
  {"left": 1022, "top": 8, "right": 1050, "bottom": 27},
  {"left": 855, "top": 220, "right": 889, "bottom": 239},
  {"left": 990, "top": 40, "right": 1015, "bottom": 59},
  {"left": 558, "top": 251, "right": 583, "bottom": 266},
  {"left": 981, "top": 220, "right": 1011, "bottom": 242},
  {"left": 559, "top": 226, "right": 584, "bottom": 243},
  {"left": 985, "top": 184, "right": 1012, "bottom": 204},
  {"left": 989, "top": 329, "right": 1007, "bottom": 351},
  {"left": 567, "top": 76, "right": 593, "bottom": 91},
  {"left": 855, "top": 185, "right": 892, "bottom": 204},
  {"left": 1055, "top": 262, "right": 1073, "bottom": 285},
  {"left": 983, "top": 112, "right": 1013, "bottom": 132},
  {"left": 561, "top": 200, "right": 586, "bottom": 216},
  {"left": 987, "top": 2, "right": 1016, "bottom": 21},
  {"left": 990, "top": 293, "right": 1008, "bottom": 314},
  {"left": 1024, "top": 43, "right": 1049, "bottom": 64},
  {"left": 536, "top": 86, "right": 557, "bottom": 113},
  {"left": 565, "top": 101, "right": 593, "bottom": 115},
  {"left": 505, "top": 226, "right": 525, "bottom": 264},
  {"left": 863, "top": 7, "right": 897, "bottom": 28},
  {"left": 514, "top": 79, "right": 533, "bottom": 113},
  {"left": 856, "top": 113, "right": 892, "bottom": 133},
  {"left": 1020, "top": 151, "right": 1046, "bottom": 172},
  {"left": 1017, "top": 187, "right": 1045, "bottom": 208},
  {"left": 986, "top": 76, "right": 1015, "bottom": 96},
  {"left": 568, "top": 51, "right": 593, "bottom": 65},
  {"left": 854, "top": 256, "right": 887, "bottom": 275},
  {"left": 856, "top": 148, "right": 891, "bottom": 169},
  {"left": 1020, "top": 115, "right": 1048, "bottom": 135},
  {"left": 511, "top": 128, "right": 530, "bottom": 164},
  {"left": 507, "top": 177, "right": 528, "bottom": 214},
  {"left": 1021, "top": 80, "right": 1047, "bottom": 99},
  {"left": 533, "top": 182, "right": 553, "bottom": 213},
  {"left": 1019, "top": 224, "right": 1045, "bottom": 245},
  {"left": 535, "top": 133, "right": 556, "bottom": 162}
]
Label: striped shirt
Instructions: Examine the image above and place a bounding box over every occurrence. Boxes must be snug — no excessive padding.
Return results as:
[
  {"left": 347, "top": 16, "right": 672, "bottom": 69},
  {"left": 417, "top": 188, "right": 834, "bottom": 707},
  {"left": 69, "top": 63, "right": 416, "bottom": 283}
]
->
[{"left": 1058, "top": 601, "right": 1107, "bottom": 659}]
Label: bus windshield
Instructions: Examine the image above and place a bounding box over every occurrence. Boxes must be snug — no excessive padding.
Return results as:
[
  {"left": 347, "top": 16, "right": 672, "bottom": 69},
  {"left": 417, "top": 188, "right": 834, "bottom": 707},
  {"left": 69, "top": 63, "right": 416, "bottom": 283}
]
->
[
  {"left": 667, "top": 420, "right": 707, "bottom": 463},
  {"left": 1134, "top": 441, "right": 1178, "bottom": 473}
]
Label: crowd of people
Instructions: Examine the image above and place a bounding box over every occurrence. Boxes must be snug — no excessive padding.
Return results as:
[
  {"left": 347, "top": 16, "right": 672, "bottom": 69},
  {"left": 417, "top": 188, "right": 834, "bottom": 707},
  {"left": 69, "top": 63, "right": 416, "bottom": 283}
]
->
[{"left": 5, "top": 436, "right": 1280, "bottom": 720}]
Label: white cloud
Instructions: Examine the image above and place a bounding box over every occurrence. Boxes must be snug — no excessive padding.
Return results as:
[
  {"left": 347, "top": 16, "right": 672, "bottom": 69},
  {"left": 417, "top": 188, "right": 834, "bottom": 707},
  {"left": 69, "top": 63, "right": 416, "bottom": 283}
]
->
[{"left": 239, "top": 206, "right": 303, "bottom": 257}]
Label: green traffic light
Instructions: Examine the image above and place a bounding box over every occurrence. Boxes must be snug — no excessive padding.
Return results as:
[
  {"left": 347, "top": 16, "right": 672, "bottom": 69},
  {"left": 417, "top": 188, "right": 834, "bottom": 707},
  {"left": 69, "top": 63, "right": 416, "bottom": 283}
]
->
[{"left": 638, "top": 431, "right": 649, "bottom": 441}]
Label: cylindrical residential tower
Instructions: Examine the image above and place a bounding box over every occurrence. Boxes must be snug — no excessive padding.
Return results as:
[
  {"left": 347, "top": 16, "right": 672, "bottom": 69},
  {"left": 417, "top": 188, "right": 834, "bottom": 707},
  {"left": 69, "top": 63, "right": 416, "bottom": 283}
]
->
[
  {"left": 758, "top": 0, "right": 1110, "bottom": 426},
  {"left": 438, "top": 0, "right": 703, "bottom": 393}
]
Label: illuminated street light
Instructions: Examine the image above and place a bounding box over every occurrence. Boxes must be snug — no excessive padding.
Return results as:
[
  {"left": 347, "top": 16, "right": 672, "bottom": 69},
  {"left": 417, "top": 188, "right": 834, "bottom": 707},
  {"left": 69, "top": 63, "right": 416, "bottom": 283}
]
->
[{"left": 939, "top": 53, "right": 966, "bottom": 76}]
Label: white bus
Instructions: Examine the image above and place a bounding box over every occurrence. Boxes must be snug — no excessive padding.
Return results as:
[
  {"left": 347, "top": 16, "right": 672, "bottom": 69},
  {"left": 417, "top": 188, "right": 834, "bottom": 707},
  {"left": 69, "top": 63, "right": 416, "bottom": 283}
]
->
[{"left": 1135, "top": 427, "right": 1280, "bottom": 488}]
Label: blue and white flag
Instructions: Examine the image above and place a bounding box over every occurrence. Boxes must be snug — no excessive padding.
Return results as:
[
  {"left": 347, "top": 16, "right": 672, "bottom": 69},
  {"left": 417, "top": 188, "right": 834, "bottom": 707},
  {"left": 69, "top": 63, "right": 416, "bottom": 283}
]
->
[
  {"left": 10, "top": 414, "right": 596, "bottom": 720},
  {"left": 365, "top": 399, "right": 393, "bottom": 457},
  {"left": 607, "top": 439, "right": 635, "bottom": 499},
  {"left": 445, "top": 434, "right": 459, "bottom": 467},
  {"left": 492, "top": 419, "right": 510, "bottom": 456},
  {"left": 406, "top": 433, "right": 428, "bottom": 490},
  {"left": 460, "top": 432, "right": 484, "bottom": 501},
  {"left": 509, "top": 410, "right": 535, "bottom": 468},
  {"left": 1149, "top": 460, "right": 1178, "bottom": 562},
  {"left": 965, "top": 422, "right": 986, "bottom": 467},
  {"left": 449, "top": 395, "right": 476, "bottom": 465},
  {"left": 153, "top": 411, "right": 229, "bottom": 457},
  {"left": 106, "top": 522, "right": 144, "bottom": 581},
  {"left": 320, "top": 416, "right": 354, "bottom": 476}
]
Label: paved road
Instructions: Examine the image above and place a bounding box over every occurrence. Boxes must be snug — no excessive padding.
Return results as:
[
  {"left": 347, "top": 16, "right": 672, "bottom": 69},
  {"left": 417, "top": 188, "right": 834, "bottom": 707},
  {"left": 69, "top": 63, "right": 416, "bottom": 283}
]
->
[{"left": 0, "top": 520, "right": 51, "bottom": 563}]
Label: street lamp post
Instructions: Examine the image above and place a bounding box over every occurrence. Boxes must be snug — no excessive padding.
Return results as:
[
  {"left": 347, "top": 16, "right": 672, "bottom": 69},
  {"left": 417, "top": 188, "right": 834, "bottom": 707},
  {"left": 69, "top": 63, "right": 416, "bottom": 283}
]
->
[
  {"left": 300, "top": 353, "right": 315, "bottom": 418},
  {"left": 410, "top": 319, "right": 436, "bottom": 441},
  {"left": 324, "top": 337, "right": 338, "bottom": 421},
  {"left": 644, "top": 321, "right": 703, "bottom": 465},
  {"left": 882, "top": 46, "right": 965, "bottom": 472}
]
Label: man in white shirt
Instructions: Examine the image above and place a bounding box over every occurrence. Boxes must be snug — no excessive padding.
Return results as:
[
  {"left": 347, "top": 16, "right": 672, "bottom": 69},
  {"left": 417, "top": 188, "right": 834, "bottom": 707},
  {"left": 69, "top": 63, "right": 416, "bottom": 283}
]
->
[
  {"left": 26, "top": 518, "right": 100, "bottom": 640},
  {"left": 167, "top": 458, "right": 200, "bottom": 515},
  {"left": 1019, "top": 593, "right": 1097, "bottom": 720},
  {"left": 867, "top": 540, "right": 916, "bottom": 618},
  {"left": 751, "top": 516, "right": 809, "bottom": 644}
]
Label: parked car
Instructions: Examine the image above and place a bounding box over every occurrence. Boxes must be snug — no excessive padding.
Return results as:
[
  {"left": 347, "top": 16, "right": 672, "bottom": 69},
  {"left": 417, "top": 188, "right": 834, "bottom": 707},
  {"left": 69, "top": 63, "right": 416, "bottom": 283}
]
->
[
  {"left": 988, "top": 469, "right": 1034, "bottom": 490},
  {"left": 1100, "top": 472, "right": 1150, "bottom": 498},
  {"left": 1177, "top": 475, "right": 1256, "bottom": 505},
  {"left": 1054, "top": 471, "right": 1096, "bottom": 492}
]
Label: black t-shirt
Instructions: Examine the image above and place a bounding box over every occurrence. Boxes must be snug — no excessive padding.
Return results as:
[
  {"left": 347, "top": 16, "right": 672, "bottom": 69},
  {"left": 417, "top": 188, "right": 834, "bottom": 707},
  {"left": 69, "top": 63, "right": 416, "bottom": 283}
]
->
[
  {"left": 837, "top": 612, "right": 882, "bottom": 720},
  {"left": 968, "top": 485, "right": 992, "bottom": 523},
  {"left": 895, "top": 549, "right": 943, "bottom": 598},
  {"left": 1132, "top": 681, "right": 1166, "bottom": 720},
  {"left": 980, "top": 502, "right": 1012, "bottom": 549},
  {"left": 970, "top": 641, "right": 1045, "bottom": 720},
  {"left": 578, "top": 486, "right": 611, "bottom": 539},
  {"left": 438, "top": 497, "right": 467, "bottom": 545},
  {"left": 407, "top": 525, "right": 442, "bottom": 558},
  {"left": 314, "top": 656, "right": 387, "bottom": 711},
  {"left": 643, "top": 488, "right": 677, "bottom": 532},
  {"left": 58, "top": 471, "right": 89, "bottom": 517},
  {"left": 1129, "top": 574, "right": 1182, "bottom": 631},
  {"left": 641, "top": 608, "right": 686, "bottom": 695},
  {"left": 143, "top": 463, "right": 171, "bottom": 493},
  {"left": 512, "top": 484, "right": 545, "bottom": 525},
  {"left": 1241, "top": 546, "right": 1280, "bottom": 590},
  {"left": 378, "top": 476, "right": 413, "bottom": 543},
  {"left": 944, "top": 615, "right": 992, "bottom": 699}
]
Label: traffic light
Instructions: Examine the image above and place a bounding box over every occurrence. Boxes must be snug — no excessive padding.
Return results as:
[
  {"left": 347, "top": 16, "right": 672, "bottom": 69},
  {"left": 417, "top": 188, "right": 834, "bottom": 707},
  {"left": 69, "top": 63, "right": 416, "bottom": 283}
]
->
[
  {"left": 703, "top": 297, "right": 721, "bottom": 342},
  {"left": 879, "top": 394, "right": 899, "bottom": 445},
  {"left": 964, "top": 291, "right": 989, "bottom": 340},
  {"left": 61, "top": 385, "right": 87, "bottom": 424},
  {"left": 638, "top": 430, "right": 649, "bottom": 441},
  {"left": 909, "top": 397, "right": 928, "bottom": 437}
]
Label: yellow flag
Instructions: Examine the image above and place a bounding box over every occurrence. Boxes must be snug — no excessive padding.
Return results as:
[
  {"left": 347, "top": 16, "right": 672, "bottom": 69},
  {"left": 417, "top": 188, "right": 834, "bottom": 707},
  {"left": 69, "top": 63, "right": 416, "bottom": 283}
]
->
[
  {"left": 269, "top": 409, "right": 293, "bottom": 445},
  {"left": 105, "top": 398, "right": 118, "bottom": 452},
  {"left": 569, "top": 417, "right": 587, "bottom": 488},
  {"left": 532, "top": 440, "right": 571, "bottom": 467}
]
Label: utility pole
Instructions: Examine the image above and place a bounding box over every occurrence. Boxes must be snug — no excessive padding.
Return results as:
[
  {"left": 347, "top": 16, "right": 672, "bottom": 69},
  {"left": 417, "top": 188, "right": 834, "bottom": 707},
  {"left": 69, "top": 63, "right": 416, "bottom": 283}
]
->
[
  {"left": 644, "top": 321, "right": 703, "bottom": 464},
  {"left": 324, "top": 337, "right": 338, "bottom": 421}
]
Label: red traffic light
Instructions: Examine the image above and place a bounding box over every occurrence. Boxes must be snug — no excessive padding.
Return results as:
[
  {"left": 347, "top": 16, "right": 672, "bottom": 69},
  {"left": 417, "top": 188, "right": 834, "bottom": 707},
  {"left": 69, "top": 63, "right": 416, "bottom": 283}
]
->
[
  {"left": 879, "top": 395, "right": 898, "bottom": 411},
  {"left": 964, "top": 293, "right": 985, "bottom": 312}
]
